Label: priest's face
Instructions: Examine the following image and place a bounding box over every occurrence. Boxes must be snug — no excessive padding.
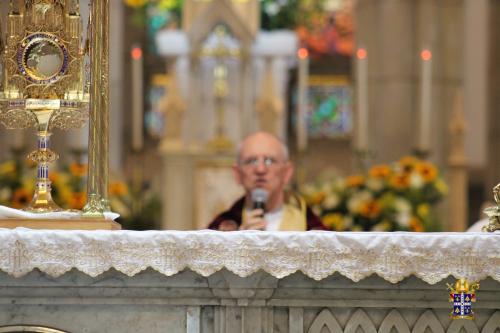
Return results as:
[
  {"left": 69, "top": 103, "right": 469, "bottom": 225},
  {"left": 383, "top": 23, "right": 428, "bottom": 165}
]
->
[{"left": 233, "top": 132, "right": 294, "bottom": 210}]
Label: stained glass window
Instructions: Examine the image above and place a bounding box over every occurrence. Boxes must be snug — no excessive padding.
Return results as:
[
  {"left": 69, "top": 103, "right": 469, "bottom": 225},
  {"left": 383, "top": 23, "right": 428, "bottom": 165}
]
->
[{"left": 306, "top": 75, "right": 352, "bottom": 138}]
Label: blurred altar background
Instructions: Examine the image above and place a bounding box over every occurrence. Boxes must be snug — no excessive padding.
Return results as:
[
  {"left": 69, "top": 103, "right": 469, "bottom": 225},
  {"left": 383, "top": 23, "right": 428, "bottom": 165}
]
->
[{"left": 0, "top": 0, "right": 498, "bottom": 232}]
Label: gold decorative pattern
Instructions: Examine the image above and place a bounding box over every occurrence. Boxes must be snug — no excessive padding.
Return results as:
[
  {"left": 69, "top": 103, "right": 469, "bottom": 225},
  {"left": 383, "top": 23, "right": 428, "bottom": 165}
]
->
[
  {"left": 483, "top": 183, "right": 500, "bottom": 232},
  {"left": 0, "top": 231, "right": 498, "bottom": 283},
  {"left": 0, "top": 108, "right": 37, "bottom": 128},
  {"left": 83, "top": 0, "right": 108, "bottom": 217},
  {"left": 0, "top": 0, "right": 89, "bottom": 129},
  {"left": 50, "top": 108, "right": 88, "bottom": 130},
  {"left": 27, "top": 148, "right": 59, "bottom": 163},
  {"left": 99, "top": 0, "right": 110, "bottom": 210},
  {"left": 0, "top": 0, "right": 90, "bottom": 213}
]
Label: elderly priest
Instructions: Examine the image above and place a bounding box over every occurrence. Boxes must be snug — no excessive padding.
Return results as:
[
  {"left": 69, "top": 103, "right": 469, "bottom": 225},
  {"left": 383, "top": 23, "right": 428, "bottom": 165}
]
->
[{"left": 208, "top": 132, "right": 326, "bottom": 231}]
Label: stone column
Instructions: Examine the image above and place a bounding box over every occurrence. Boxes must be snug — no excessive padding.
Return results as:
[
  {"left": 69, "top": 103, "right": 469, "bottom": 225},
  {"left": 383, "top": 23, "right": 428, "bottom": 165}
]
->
[
  {"left": 161, "top": 150, "right": 194, "bottom": 230},
  {"left": 464, "top": 0, "right": 489, "bottom": 170},
  {"left": 447, "top": 91, "right": 468, "bottom": 231},
  {"left": 355, "top": 0, "right": 464, "bottom": 166},
  {"left": 355, "top": 0, "right": 415, "bottom": 163},
  {"left": 432, "top": 1, "right": 464, "bottom": 168},
  {"left": 426, "top": 1, "right": 464, "bottom": 230}
]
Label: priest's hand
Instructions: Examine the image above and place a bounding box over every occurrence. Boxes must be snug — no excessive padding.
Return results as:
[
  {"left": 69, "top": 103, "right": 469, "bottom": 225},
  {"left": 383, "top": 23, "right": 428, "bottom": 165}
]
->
[
  {"left": 240, "top": 209, "right": 266, "bottom": 230},
  {"left": 218, "top": 220, "right": 238, "bottom": 231}
]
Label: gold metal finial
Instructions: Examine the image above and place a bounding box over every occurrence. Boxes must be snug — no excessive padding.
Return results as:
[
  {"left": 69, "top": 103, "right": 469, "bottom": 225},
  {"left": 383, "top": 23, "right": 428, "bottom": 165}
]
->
[
  {"left": 494, "top": 183, "right": 500, "bottom": 204},
  {"left": 482, "top": 183, "right": 500, "bottom": 232}
]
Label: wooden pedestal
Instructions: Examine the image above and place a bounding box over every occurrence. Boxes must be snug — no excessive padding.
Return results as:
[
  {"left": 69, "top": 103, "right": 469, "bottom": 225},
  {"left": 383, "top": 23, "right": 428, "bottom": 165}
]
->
[{"left": 0, "top": 219, "right": 121, "bottom": 230}]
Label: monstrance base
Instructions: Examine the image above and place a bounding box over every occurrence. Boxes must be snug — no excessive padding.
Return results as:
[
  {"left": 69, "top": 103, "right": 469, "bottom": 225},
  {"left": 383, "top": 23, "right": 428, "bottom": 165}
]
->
[{"left": 24, "top": 191, "right": 63, "bottom": 213}]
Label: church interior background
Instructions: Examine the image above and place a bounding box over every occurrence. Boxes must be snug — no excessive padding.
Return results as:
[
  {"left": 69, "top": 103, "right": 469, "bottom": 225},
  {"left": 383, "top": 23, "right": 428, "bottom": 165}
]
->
[{"left": 0, "top": 0, "right": 498, "bottom": 232}]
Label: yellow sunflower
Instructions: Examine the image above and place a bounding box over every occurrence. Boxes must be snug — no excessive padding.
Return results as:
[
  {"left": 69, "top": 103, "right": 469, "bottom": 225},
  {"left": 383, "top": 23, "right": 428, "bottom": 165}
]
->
[
  {"left": 415, "top": 161, "right": 438, "bottom": 182},
  {"left": 390, "top": 174, "right": 410, "bottom": 190},
  {"left": 307, "top": 191, "right": 325, "bottom": 205},
  {"left": 417, "top": 203, "right": 430, "bottom": 218},
  {"left": 346, "top": 175, "right": 365, "bottom": 188},
  {"left": 409, "top": 216, "right": 424, "bottom": 232},
  {"left": 68, "top": 192, "right": 86, "bottom": 210},
  {"left": 11, "top": 188, "right": 31, "bottom": 209},
  {"left": 369, "top": 164, "right": 391, "bottom": 179},
  {"left": 398, "top": 156, "right": 418, "bottom": 173},
  {"left": 69, "top": 163, "right": 87, "bottom": 177},
  {"left": 109, "top": 181, "right": 128, "bottom": 196},
  {"left": 322, "top": 213, "right": 344, "bottom": 230},
  {"left": 360, "top": 200, "right": 381, "bottom": 219}
]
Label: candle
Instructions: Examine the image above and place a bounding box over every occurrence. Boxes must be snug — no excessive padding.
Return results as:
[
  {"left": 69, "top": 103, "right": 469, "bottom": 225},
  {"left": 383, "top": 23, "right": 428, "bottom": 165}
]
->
[
  {"left": 131, "top": 44, "right": 144, "bottom": 152},
  {"left": 356, "top": 47, "right": 368, "bottom": 151},
  {"left": 418, "top": 48, "right": 432, "bottom": 151},
  {"left": 297, "top": 47, "right": 309, "bottom": 152}
]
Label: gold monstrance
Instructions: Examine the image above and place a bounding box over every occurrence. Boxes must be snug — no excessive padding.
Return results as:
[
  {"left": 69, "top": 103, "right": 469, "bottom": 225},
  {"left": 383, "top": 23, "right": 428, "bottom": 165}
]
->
[{"left": 0, "top": 0, "right": 88, "bottom": 213}]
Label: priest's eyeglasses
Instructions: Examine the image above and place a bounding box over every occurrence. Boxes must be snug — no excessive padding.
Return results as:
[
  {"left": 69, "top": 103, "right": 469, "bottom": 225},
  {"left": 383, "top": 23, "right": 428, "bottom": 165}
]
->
[{"left": 240, "top": 156, "right": 284, "bottom": 168}]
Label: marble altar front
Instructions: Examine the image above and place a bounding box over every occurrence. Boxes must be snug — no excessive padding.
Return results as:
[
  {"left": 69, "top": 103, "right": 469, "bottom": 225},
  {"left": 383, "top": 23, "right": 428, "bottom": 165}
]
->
[{"left": 0, "top": 230, "right": 499, "bottom": 332}]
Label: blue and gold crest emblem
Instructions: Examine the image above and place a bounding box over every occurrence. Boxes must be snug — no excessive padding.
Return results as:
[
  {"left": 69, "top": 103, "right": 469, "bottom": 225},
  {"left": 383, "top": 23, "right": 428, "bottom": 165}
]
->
[{"left": 447, "top": 278, "right": 479, "bottom": 320}]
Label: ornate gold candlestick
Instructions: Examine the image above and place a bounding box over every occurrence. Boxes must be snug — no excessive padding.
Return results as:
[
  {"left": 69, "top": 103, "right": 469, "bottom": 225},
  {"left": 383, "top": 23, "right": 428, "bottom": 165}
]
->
[
  {"left": 483, "top": 183, "right": 500, "bottom": 232},
  {"left": 83, "top": 0, "right": 110, "bottom": 218},
  {"left": 26, "top": 108, "right": 61, "bottom": 212}
]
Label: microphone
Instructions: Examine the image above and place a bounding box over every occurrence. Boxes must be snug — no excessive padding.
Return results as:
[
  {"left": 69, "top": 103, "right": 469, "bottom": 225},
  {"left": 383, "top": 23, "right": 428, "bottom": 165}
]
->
[{"left": 251, "top": 188, "right": 269, "bottom": 212}]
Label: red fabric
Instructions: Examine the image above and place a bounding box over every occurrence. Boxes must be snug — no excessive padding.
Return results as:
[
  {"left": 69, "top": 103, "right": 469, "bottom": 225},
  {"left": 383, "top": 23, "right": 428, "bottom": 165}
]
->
[{"left": 208, "top": 197, "right": 327, "bottom": 231}]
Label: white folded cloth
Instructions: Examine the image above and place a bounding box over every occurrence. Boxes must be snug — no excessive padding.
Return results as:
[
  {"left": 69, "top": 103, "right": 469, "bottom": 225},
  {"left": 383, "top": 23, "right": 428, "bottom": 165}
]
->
[
  {"left": 0, "top": 205, "right": 119, "bottom": 220},
  {"left": 467, "top": 218, "right": 499, "bottom": 232}
]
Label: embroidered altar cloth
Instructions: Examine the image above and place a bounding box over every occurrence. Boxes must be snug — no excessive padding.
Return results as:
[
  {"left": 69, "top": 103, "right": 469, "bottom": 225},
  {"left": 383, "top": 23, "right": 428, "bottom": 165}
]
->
[{"left": 1, "top": 229, "right": 499, "bottom": 283}]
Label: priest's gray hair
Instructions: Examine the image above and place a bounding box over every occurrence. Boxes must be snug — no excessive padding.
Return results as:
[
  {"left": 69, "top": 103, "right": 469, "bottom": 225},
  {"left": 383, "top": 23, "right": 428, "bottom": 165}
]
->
[{"left": 236, "top": 132, "right": 289, "bottom": 164}]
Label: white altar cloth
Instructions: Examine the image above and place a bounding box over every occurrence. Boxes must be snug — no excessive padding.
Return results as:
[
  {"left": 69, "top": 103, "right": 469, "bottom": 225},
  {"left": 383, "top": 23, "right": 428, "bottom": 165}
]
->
[
  {"left": 0, "top": 205, "right": 119, "bottom": 220},
  {"left": 0, "top": 229, "right": 498, "bottom": 284}
]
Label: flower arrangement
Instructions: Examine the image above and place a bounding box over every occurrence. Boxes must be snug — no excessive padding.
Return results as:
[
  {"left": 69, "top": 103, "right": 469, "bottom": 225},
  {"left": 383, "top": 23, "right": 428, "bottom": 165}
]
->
[
  {"left": 301, "top": 156, "right": 448, "bottom": 232},
  {"left": 122, "top": 0, "right": 354, "bottom": 57},
  {"left": 124, "top": 0, "right": 182, "bottom": 32},
  {"left": 0, "top": 157, "right": 161, "bottom": 230},
  {"left": 261, "top": 0, "right": 354, "bottom": 57}
]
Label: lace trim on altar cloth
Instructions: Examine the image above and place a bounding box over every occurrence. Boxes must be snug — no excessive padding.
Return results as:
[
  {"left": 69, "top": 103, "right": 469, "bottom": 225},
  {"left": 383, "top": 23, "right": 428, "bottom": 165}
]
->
[{"left": 0, "top": 229, "right": 499, "bottom": 283}]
